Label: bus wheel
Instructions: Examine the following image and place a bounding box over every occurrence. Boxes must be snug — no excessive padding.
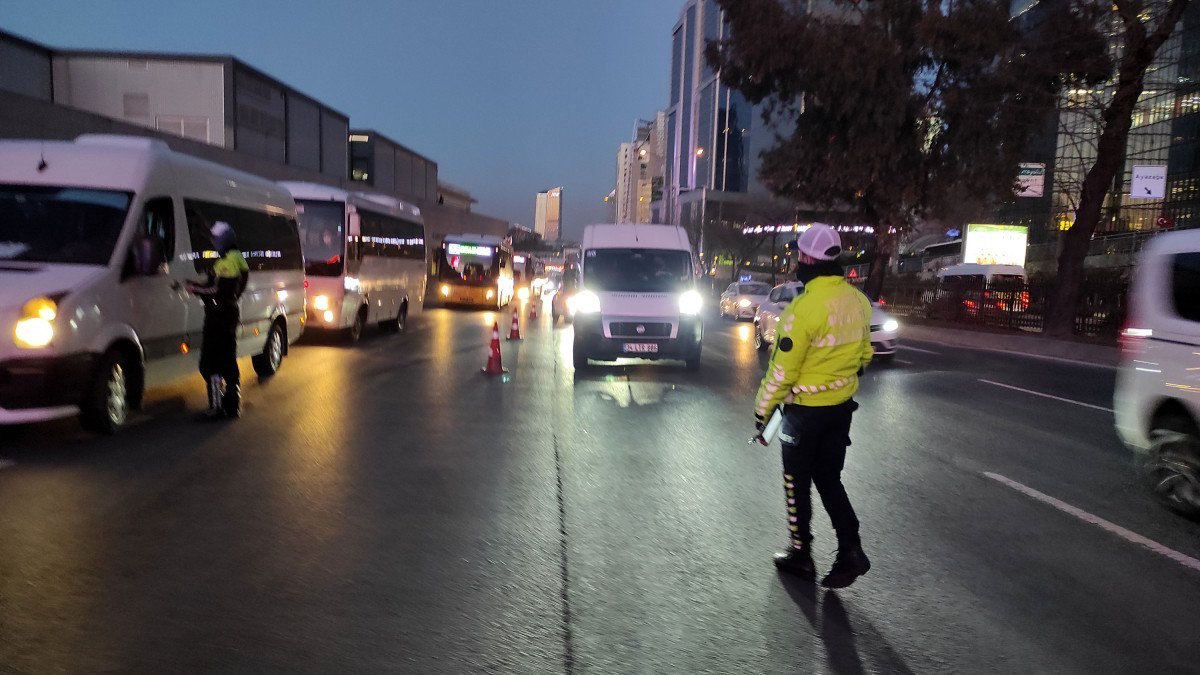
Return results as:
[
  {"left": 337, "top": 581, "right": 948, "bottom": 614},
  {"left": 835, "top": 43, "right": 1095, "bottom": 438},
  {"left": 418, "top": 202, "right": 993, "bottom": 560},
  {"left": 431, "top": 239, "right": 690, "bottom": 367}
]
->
[
  {"left": 347, "top": 308, "right": 367, "bottom": 343},
  {"left": 253, "top": 320, "right": 285, "bottom": 377}
]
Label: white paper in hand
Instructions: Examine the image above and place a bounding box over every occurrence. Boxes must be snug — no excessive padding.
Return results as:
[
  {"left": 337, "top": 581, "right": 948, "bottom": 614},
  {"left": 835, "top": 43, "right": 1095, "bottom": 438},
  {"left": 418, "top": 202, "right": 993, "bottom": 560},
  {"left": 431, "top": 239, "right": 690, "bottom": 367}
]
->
[{"left": 750, "top": 408, "right": 784, "bottom": 446}]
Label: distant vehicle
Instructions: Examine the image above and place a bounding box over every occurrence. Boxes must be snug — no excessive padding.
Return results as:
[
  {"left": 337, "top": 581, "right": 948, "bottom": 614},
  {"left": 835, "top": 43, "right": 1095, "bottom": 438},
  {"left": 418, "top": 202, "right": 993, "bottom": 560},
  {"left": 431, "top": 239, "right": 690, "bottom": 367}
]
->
[
  {"left": 281, "top": 182, "right": 425, "bottom": 341},
  {"left": 1114, "top": 230, "right": 1200, "bottom": 516},
  {"left": 719, "top": 281, "right": 772, "bottom": 321},
  {"left": 434, "top": 234, "right": 514, "bottom": 309},
  {"left": 754, "top": 281, "right": 898, "bottom": 360},
  {"left": 572, "top": 224, "right": 702, "bottom": 370},
  {"left": 551, "top": 264, "right": 581, "bottom": 325},
  {"left": 928, "top": 263, "right": 1030, "bottom": 317},
  {"left": 0, "top": 135, "right": 305, "bottom": 432},
  {"left": 513, "top": 253, "right": 545, "bottom": 301}
]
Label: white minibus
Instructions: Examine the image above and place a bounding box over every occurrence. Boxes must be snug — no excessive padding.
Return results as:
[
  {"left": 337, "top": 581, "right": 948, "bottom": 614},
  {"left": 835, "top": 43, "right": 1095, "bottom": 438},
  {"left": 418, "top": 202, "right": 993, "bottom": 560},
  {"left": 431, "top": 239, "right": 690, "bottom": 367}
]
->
[
  {"left": 281, "top": 182, "right": 426, "bottom": 341},
  {"left": 0, "top": 135, "right": 305, "bottom": 432}
]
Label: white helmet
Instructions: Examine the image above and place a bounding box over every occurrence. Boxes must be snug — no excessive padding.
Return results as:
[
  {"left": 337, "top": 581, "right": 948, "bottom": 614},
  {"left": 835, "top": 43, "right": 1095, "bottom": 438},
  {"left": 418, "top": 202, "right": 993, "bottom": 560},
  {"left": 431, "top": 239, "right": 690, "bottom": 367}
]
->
[{"left": 796, "top": 224, "right": 842, "bottom": 261}]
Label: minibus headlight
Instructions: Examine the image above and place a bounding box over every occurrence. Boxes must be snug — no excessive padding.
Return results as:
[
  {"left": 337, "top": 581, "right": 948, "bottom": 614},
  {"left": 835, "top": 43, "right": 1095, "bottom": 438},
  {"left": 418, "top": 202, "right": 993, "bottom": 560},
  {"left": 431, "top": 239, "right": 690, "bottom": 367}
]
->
[
  {"left": 574, "top": 290, "right": 601, "bottom": 314},
  {"left": 313, "top": 295, "right": 330, "bottom": 311},
  {"left": 679, "top": 290, "right": 702, "bottom": 315},
  {"left": 323, "top": 310, "right": 335, "bottom": 323},
  {"left": 518, "top": 287, "right": 530, "bottom": 301},
  {"left": 14, "top": 297, "right": 57, "bottom": 349}
]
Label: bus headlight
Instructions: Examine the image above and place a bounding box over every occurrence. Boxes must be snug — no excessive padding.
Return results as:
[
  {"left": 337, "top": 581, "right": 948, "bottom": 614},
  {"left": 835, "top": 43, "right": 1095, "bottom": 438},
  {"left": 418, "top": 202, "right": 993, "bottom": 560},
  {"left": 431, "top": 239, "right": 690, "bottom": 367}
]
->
[
  {"left": 679, "top": 290, "right": 702, "bottom": 315},
  {"left": 312, "top": 295, "right": 330, "bottom": 311},
  {"left": 440, "top": 284, "right": 450, "bottom": 297},
  {"left": 14, "top": 297, "right": 57, "bottom": 349},
  {"left": 518, "top": 287, "right": 530, "bottom": 301},
  {"left": 574, "top": 290, "right": 601, "bottom": 314},
  {"left": 882, "top": 319, "right": 899, "bottom": 333}
]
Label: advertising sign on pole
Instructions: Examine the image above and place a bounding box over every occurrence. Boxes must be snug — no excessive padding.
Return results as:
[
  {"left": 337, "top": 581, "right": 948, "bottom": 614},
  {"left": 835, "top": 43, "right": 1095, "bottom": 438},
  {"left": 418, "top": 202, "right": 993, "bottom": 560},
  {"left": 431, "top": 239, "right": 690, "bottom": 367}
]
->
[
  {"left": 1016, "top": 163, "right": 1045, "bottom": 198},
  {"left": 964, "top": 224, "right": 1029, "bottom": 267},
  {"left": 1130, "top": 165, "right": 1167, "bottom": 199}
]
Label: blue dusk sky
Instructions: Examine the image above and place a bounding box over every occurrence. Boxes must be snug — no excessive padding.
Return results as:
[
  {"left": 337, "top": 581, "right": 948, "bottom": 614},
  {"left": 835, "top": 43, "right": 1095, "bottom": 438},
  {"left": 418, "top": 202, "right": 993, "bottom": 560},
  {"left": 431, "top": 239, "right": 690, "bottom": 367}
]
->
[{"left": 2, "top": 0, "right": 684, "bottom": 240}]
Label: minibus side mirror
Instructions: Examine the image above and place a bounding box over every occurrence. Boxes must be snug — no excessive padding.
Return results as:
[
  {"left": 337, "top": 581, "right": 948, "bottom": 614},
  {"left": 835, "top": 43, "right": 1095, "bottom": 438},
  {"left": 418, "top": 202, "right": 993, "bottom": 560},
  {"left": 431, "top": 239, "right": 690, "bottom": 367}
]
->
[{"left": 133, "top": 236, "right": 166, "bottom": 276}]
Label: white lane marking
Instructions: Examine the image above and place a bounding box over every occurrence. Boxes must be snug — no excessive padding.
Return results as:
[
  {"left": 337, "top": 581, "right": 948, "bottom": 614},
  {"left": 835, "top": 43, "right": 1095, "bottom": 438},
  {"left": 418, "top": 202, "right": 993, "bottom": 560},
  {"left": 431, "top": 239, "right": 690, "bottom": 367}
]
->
[
  {"left": 978, "top": 378, "right": 1113, "bottom": 413},
  {"left": 984, "top": 472, "right": 1200, "bottom": 574},
  {"left": 0, "top": 460, "right": 15, "bottom": 471},
  {"left": 898, "top": 344, "right": 941, "bottom": 355},
  {"left": 895, "top": 359, "right": 915, "bottom": 366}
]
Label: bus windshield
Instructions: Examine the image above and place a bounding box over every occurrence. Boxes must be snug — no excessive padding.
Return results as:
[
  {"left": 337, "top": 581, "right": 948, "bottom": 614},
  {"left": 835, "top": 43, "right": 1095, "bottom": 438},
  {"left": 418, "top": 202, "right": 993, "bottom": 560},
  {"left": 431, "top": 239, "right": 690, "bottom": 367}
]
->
[
  {"left": 584, "top": 248, "right": 693, "bottom": 293},
  {"left": 0, "top": 185, "right": 132, "bottom": 265},
  {"left": 441, "top": 241, "right": 502, "bottom": 285},
  {"left": 296, "top": 199, "right": 345, "bottom": 277}
]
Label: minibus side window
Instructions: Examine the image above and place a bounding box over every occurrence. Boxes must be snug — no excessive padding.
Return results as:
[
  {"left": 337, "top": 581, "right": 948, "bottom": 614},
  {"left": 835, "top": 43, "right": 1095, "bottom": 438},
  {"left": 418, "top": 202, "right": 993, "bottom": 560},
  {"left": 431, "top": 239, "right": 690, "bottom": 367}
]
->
[{"left": 139, "top": 197, "right": 176, "bottom": 259}]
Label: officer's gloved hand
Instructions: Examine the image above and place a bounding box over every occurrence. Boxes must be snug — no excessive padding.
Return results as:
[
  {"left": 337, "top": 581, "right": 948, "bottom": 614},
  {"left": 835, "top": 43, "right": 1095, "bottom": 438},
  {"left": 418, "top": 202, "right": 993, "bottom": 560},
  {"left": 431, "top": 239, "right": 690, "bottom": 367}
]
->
[
  {"left": 857, "top": 366, "right": 865, "bottom": 377},
  {"left": 755, "top": 414, "right": 766, "bottom": 432}
]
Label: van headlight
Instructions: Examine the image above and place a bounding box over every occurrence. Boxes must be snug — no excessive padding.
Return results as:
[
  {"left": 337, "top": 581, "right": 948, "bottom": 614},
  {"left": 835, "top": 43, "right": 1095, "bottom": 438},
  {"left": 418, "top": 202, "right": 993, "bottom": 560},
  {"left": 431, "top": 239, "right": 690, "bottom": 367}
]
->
[
  {"left": 679, "top": 290, "right": 702, "bottom": 315},
  {"left": 574, "top": 290, "right": 601, "bottom": 314},
  {"left": 14, "top": 297, "right": 57, "bottom": 349},
  {"left": 312, "top": 294, "right": 330, "bottom": 311},
  {"left": 518, "top": 287, "right": 530, "bottom": 301},
  {"left": 882, "top": 319, "right": 899, "bottom": 333}
]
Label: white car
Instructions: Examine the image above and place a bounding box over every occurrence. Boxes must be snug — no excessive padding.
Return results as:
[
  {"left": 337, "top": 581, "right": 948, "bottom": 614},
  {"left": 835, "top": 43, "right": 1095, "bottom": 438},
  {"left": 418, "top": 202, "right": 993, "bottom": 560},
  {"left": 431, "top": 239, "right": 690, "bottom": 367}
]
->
[
  {"left": 719, "top": 281, "right": 772, "bottom": 320},
  {"left": 1114, "top": 229, "right": 1200, "bottom": 516},
  {"left": 753, "top": 282, "right": 898, "bottom": 360}
]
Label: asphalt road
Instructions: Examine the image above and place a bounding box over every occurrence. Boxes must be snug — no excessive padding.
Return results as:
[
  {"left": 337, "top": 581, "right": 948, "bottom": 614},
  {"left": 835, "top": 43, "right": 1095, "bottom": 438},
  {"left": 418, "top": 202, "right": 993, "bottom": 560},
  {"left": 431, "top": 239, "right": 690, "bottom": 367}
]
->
[{"left": 1, "top": 302, "right": 1198, "bottom": 673}]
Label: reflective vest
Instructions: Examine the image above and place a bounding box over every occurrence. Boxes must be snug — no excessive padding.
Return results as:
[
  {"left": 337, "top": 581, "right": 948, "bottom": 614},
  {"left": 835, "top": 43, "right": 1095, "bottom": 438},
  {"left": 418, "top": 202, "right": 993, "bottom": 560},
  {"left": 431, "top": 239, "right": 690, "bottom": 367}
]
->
[{"left": 754, "top": 275, "right": 873, "bottom": 415}]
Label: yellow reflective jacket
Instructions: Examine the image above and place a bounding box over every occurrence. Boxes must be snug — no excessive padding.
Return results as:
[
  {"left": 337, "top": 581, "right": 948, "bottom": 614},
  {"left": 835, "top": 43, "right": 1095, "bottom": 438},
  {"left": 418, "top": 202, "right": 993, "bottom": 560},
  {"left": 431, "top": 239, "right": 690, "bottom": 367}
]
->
[{"left": 754, "top": 276, "right": 874, "bottom": 416}]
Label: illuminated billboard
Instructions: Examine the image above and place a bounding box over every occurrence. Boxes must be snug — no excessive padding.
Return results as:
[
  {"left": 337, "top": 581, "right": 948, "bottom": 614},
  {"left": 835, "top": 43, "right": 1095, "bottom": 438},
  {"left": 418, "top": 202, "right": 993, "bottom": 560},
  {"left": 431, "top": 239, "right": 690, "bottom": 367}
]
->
[
  {"left": 445, "top": 243, "right": 493, "bottom": 257},
  {"left": 963, "top": 224, "right": 1028, "bottom": 267}
]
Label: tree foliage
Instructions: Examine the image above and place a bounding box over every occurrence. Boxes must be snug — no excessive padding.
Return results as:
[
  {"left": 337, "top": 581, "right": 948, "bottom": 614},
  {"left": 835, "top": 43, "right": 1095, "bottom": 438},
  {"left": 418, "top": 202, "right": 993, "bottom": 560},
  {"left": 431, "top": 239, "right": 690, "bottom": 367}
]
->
[{"left": 708, "top": 0, "right": 1109, "bottom": 298}]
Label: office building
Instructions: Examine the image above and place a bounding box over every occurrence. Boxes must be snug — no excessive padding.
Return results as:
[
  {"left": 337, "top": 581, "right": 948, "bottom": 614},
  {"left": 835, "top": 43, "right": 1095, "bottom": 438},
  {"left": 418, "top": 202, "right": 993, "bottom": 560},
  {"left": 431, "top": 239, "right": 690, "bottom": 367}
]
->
[
  {"left": 534, "top": 187, "right": 563, "bottom": 241},
  {"left": 616, "top": 114, "right": 667, "bottom": 225}
]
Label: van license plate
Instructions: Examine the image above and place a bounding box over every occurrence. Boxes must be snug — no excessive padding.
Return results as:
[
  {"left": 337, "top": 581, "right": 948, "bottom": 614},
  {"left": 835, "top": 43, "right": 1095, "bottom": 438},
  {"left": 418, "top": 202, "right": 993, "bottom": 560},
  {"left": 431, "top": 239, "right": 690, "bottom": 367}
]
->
[{"left": 622, "top": 343, "right": 658, "bottom": 354}]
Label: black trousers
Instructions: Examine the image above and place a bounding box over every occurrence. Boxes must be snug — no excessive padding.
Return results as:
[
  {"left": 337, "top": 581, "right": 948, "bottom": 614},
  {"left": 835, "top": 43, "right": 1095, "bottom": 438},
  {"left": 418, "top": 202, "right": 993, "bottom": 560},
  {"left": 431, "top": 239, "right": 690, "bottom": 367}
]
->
[
  {"left": 780, "top": 400, "right": 861, "bottom": 549},
  {"left": 199, "top": 305, "right": 240, "bottom": 385}
]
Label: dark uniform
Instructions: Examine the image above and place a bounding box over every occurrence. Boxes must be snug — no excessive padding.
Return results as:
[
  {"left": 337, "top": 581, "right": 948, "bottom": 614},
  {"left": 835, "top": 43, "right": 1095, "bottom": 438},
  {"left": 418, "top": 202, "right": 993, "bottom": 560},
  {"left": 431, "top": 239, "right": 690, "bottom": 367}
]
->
[{"left": 188, "top": 222, "right": 249, "bottom": 418}]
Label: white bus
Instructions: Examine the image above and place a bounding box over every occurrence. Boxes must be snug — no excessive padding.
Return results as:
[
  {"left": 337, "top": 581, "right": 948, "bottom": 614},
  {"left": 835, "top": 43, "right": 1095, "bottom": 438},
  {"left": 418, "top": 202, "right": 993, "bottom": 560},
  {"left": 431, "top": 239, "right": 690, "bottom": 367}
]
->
[
  {"left": 281, "top": 183, "right": 426, "bottom": 341},
  {"left": 0, "top": 135, "right": 305, "bottom": 432}
]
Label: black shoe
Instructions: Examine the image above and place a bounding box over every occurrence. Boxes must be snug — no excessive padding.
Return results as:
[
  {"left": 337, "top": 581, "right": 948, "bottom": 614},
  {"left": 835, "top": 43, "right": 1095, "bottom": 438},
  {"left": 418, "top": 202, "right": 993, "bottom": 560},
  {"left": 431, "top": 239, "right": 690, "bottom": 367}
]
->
[
  {"left": 773, "top": 545, "right": 816, "bottom": 580},
  {"left": 222, "top": 385, "right": 241, "bottom": 419},
  {"left": 821, "top": 546, "right": 871, "bottom": 589}
]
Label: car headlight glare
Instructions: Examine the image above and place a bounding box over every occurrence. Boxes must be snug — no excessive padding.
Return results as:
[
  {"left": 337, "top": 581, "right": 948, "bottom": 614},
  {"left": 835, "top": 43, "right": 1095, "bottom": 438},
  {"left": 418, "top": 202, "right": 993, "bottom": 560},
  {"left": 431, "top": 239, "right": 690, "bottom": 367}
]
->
[
  {"left": 679, "top": 290, "right": 702, "bottom": 315},
  {"left": 14, "top": 297, "right": 57, "bottom": 348},
  {"left": 518, "top": 287, "right": 530, "bottom": 301},
  {"left": 882, "top": 319, "right": 899, "bottom": 333},
  {"left": 574, "top": 290, "right": 601, "bottom": 314},
  {"left": 313, "top": 294, "right": 330, "bottom": 311}
]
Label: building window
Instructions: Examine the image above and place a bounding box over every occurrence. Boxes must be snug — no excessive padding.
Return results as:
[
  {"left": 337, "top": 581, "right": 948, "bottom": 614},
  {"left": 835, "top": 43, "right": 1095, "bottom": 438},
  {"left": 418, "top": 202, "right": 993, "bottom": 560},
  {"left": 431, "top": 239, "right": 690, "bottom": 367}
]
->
[{"left": 156, "top": 115, "right": 210, "bottom": 143}]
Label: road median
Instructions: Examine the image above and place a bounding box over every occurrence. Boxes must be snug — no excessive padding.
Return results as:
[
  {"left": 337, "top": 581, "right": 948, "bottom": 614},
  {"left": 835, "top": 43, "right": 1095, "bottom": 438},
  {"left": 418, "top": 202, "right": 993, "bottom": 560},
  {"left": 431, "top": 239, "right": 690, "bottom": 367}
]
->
[{"left": 897, "top": 320, "right": 1119, "bottom": 368}]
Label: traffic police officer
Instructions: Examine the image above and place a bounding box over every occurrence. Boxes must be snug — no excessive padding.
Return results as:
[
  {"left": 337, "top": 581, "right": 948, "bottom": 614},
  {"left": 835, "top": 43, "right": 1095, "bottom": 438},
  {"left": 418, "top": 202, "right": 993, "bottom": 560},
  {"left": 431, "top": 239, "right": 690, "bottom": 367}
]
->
[
  {"left": 753, "top": 224, "right": 874, "bottom": 588},
  {"left": 186, "top": 221, "right": 249, "bottom": 419}
]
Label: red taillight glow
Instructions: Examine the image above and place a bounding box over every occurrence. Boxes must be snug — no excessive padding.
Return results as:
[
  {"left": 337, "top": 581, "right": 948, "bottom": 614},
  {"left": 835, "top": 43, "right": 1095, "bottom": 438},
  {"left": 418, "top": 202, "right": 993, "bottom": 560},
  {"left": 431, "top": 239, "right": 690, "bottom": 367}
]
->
[{"left": 304, "top": 279, "right": 310, "bottom": 289}]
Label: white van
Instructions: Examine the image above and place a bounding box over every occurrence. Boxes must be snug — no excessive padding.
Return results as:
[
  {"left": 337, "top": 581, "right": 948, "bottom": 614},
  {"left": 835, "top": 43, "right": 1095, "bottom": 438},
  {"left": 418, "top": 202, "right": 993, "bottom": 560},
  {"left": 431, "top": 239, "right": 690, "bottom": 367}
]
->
[
  {"left": 1114, "top": 230, "right": 1200, "bottom": 515},
  {"left": 0, "top": 135, "right": 305, "bottom": 432},
  {"left": 281, "top": 182, "right": 425, "bottom": 341},
  {"left": 571, "top": 224, "right": 702, "bottom": 370}
]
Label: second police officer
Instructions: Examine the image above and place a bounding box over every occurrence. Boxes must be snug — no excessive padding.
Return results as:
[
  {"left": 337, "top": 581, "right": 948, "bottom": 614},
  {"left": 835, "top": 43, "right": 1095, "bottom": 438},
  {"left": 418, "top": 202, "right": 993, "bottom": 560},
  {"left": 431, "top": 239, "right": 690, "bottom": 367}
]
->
[{"left": 186, "top": 220, "right": 250, "bottom": 420}]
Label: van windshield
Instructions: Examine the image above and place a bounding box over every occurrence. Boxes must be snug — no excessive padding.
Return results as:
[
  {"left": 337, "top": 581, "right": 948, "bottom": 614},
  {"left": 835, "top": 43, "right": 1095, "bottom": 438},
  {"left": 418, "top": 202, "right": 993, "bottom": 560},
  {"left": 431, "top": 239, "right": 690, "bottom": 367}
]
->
[
  {"left": 584, "top": 248, "right": 693, "bottom": 293},
  {"left": 0, "top": 185, "right": 132, "bottom": 265},
  {"left": 296, "top": 200, "right": 345, "bottom": 277}
]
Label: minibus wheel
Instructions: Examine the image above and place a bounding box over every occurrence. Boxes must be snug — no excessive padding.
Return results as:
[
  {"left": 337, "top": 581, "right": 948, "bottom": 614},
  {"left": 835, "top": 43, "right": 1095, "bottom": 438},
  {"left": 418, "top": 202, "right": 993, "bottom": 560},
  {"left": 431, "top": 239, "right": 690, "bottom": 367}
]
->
[
  {"left": 81, "top": 350, "right": 130, "bottom": 434},
  {"left": 347, "top": 307, "right": 367, "bottom": 343},
  {"left": 1147, "top": 414, "right": 1200, "bottom": 518},
  {"left": 253, "top": 321, "right": 285, "bottom": 377}
]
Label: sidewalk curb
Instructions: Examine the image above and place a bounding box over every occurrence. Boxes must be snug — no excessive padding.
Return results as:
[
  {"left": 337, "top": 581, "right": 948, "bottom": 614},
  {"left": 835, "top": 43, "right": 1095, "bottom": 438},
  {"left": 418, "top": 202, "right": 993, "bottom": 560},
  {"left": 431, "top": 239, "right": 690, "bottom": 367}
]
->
[{"left": 898, "top": 323, "right": 1119, "bottom": 370}]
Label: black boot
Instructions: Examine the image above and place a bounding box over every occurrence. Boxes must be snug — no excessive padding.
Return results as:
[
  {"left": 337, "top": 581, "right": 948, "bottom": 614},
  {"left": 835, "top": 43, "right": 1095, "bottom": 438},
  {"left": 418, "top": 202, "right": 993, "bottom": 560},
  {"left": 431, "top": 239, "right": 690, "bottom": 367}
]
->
[
  {"left": 198, "top": 375, "right": 224, "bottom": 420},
  {"left": 222, "top": 384, "right": 241, "bottom": 419},
  {"left": 773, "top": 543, "right": 816, "bottom": 580},
  {"left": 821, "top": 545, "right": 871, "bottom": 589}
]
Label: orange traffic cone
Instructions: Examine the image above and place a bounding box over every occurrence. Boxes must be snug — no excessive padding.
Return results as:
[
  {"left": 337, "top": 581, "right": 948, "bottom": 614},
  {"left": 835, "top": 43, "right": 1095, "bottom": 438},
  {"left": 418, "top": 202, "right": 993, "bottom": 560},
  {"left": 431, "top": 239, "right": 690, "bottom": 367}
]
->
[
  {"left": 507, "top": 310, "right": 522, "bottom": 340},
  {"left": 482, "top": 322, "right": 508, "bottom": 375}
]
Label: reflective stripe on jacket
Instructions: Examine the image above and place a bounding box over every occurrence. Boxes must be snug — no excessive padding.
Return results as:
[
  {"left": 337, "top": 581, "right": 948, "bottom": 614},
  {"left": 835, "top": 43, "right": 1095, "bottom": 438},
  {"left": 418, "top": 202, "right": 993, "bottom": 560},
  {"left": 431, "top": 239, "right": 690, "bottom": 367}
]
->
[{"left": 754, "top": 276, "right": 873, "bottom": 415}]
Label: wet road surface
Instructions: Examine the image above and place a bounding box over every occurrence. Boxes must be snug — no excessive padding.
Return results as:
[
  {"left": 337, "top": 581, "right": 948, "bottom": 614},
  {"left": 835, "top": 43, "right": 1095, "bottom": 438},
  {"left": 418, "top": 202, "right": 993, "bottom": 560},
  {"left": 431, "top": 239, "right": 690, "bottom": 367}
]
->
[{"left": 1, "top": 302, "right": 1197, "bottom": 672}]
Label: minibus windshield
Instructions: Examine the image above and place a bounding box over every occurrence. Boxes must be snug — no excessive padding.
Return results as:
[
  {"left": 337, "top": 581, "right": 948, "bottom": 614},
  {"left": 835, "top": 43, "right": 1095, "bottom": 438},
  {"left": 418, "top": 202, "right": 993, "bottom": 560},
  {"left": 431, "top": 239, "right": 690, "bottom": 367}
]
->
[
  {"left": 584, "top": 248, "right": 692, "bottom": 293},
  {"left": 0, "top": 185, "right": 132, "bottom": 265},
  {"left": 296, "top": 200, "right": 346, "bottom": 276}
]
